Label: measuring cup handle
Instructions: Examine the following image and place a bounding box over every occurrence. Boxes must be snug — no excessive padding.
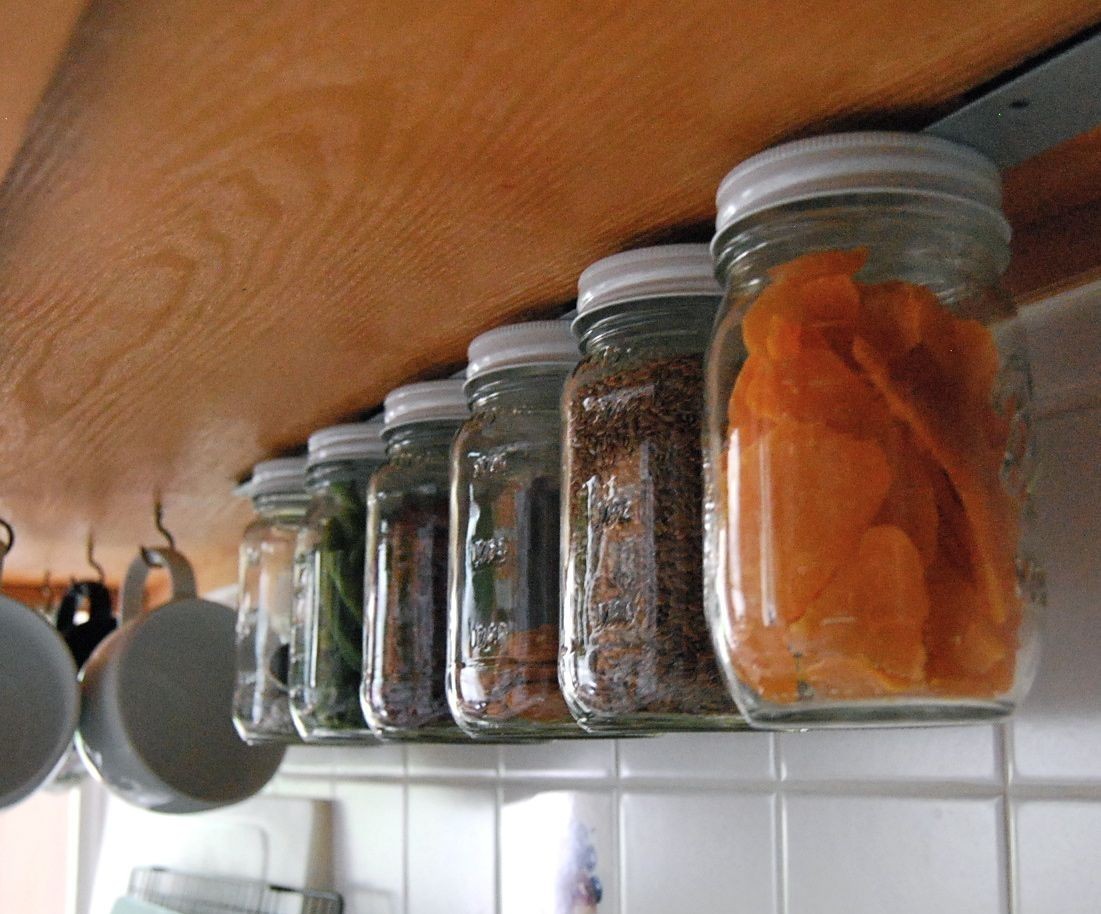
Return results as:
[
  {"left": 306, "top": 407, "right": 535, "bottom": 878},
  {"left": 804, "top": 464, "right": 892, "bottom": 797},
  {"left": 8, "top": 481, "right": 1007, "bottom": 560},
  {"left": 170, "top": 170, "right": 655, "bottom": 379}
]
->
[{"left": 120, "top": 546, "right": 198, "bottom": 624}]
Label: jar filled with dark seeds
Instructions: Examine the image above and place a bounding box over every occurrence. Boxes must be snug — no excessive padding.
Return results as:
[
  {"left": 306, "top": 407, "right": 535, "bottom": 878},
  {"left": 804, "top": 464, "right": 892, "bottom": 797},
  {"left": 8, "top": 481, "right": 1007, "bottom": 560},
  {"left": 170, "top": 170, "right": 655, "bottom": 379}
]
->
[
  {"left": 289, "top": 420, "right": 386, "bottom": 742},
  {"left": 362, "top": 380, "right": 471, "bottom": 742},
  {"left": 449, "top": 320, "right": 588, "bottom": 740},
  {"left": 233, "top": 458, "right": 309, "bottom": 745},
  {"left": 561, "top": 245, "right": 747, "bottom": 732}
]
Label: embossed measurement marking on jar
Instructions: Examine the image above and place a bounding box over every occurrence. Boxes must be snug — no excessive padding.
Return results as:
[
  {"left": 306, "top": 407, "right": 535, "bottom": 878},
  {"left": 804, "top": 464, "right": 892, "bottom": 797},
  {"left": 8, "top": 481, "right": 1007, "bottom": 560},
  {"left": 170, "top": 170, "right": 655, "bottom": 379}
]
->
[
  {"left": 469, "top": 536, "right": 511, "bottom": 569},
  {"left": 585, "top": 477, "right": 636, "bottom": 527},
  {"left": 471, "top": 444, "right": 527, "bottom": 479},
  {"left": 580, "top": 384, "right": 655, "bottom": 421},
  {"left": 470, "top": 620, "right": 512, "bottom": 656},
  {"left": 591, "top": 596, "right": 643, "bottom": 627}
]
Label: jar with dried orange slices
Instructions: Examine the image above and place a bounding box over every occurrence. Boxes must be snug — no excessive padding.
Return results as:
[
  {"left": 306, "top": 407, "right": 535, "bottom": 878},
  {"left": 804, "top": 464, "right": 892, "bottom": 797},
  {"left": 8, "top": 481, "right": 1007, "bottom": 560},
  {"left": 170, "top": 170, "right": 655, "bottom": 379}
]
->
[{"left": 703, "top": 132, "right": 1042, "bottom": 728}]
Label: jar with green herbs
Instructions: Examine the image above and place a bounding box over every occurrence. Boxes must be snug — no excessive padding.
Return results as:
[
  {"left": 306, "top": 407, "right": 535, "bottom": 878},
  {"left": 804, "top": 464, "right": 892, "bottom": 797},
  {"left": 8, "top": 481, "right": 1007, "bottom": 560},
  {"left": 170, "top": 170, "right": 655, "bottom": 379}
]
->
[
  {"left": 362, "top": 380, "right": 471, "bottom": 742},
  {"left": 289, "top": 420, "right": 386, "bottom": 742},
  {"left": 561, "top": 245, "right": 747, "bottom": 733},
  {"left": 234, "top": 457, "right": 309, "bottom": 745},
  {"left": 449, "top": 320, "right": 587, "bottom": 740}
]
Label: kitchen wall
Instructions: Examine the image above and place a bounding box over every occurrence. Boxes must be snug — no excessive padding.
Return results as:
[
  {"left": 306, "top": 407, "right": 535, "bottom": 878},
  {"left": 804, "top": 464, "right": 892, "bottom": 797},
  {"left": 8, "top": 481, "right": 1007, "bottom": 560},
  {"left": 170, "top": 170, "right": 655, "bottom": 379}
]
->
[{"left": 80, "top": 280, "right": 1101, "bottom": 914}]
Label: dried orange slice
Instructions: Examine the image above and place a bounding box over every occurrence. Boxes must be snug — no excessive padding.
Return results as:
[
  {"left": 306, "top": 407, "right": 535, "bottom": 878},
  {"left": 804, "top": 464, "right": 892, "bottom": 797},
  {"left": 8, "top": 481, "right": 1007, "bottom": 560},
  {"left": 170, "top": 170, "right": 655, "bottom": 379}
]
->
[
  {"left": 729, "top": 618, "right": 801, "bottom": 704},
  {"left": 733, "top": 419, "right": 891, "bottom": 625},
  {"left": 873, "top": 424, "right": 940, "bottom": 566},
  {"left": 790, "top": 525, "right": 928, "bottom": 687},
  {"left": 852, "top": 337, "right": 1018, "bottom": 625},
  {"left": 745, "top": 343, "right": 889, "bottom": 440}
]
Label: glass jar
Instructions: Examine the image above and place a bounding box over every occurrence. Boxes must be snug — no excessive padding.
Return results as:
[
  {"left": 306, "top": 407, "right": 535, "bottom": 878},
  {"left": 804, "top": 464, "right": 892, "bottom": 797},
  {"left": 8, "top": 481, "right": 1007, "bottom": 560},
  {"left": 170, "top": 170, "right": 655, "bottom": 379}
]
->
[
  {"left": 234, "top": 458, "right": 309, "bottom": 744},
  {"left": 449, "top": 321, "right": 586, "bottom": 739},
  {"left": 704, "top": 132, "right": 1041, "bottom": 728},
  {"left": 561, "top": 245, "right": 746, "bottom": 732},
  {"left": 289, "top": 421, "right": 386, "bottom": 742},
  {"left": 362, "top": 380, "right": 471, "bottom": 742}
]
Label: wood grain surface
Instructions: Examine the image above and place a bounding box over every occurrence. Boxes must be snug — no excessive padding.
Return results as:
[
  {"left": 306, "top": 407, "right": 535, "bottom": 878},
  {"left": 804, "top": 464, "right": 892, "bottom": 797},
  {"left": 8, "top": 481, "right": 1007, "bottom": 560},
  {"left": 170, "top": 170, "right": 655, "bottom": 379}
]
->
[
  {"left": 0, "top": 0, "right": 1099, "bottom": 590},
  {"left": 0, "top": 0, "right": 88, "bottom": 181}
]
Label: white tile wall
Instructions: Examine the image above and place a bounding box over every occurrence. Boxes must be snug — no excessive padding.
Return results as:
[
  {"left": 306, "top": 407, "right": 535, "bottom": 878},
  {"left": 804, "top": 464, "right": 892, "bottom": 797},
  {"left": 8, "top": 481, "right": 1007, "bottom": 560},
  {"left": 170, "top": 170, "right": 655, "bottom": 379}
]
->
[
  {"left": 90, "top": 282, "right": 1101, "bottom": 914},
  {"left": 500, "top": 789, "right": 617, "bottom": 914},
  {"left": 621, "top": 792, "right": 777, "bottom": 914},
  {"left": 1015, "top": 800, "right": 1101, "bottom": 914},
  {"left": 407, "top": 785, "right": 497, "bottom": 914},
  {"left": 785, "top": 795, "right": 1007, "bottom": 914}
]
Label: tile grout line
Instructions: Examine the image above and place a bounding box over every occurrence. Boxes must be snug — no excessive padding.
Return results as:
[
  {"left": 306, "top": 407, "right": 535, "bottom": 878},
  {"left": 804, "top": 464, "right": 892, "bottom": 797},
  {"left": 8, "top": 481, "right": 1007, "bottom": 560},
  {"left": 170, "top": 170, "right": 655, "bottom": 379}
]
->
[
  {"left": 772, "top": 734, "right": 789, "bottom": 914},
  {"left": 613, "top": 738, "right": 625, "bottom": 914},
  {"left": 494, "top": 778, "right": 504, "bottom": 914},
  {"left": 278, "top": 767, "right": 1065, "bottom": 797},
  {"left": 775, "top": 791, "right": 789, "bottom": 914},
  {"left": 1000, "top": 722, "right": 1019, "bottom": 914},
  {"left": 401, "top": 779, "right": 410, "bottom": 914}
]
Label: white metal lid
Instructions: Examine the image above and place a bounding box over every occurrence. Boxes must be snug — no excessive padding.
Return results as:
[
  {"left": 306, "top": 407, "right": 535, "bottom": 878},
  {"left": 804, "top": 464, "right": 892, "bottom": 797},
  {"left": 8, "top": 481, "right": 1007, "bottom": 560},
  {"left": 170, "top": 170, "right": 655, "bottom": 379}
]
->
[
  {"left": 466, "top": 321, "right": 580, "bottom": 382},
  {"left": 237, "top": 456, "right": 308, "bottom": 499},
  {"left": 383, "top": 379, "right": 469, "bottom": 431},
  {"left": 576, "top": 244, "right": 723, "bottom": 317},
  {"left": 714, "top": 131, "right": 1009, "bottom": 240},
  {"left": 307, "top": 418, "right": 386, "bottom": 467}
]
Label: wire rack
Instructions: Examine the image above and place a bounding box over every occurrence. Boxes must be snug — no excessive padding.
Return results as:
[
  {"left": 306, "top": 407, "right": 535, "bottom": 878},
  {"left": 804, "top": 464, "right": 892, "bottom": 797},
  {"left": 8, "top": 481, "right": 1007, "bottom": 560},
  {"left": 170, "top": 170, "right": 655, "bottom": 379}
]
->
[{"left": 127, "top": 867, "right": 343, "bottom": 914}]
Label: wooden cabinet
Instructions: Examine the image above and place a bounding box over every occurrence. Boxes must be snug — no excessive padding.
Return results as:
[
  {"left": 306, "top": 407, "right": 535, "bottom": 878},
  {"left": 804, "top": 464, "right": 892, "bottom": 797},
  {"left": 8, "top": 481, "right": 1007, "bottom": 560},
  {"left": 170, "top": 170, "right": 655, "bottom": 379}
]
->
[{"left": 0, "top": 1, "right": 1098, "bottom": 590}]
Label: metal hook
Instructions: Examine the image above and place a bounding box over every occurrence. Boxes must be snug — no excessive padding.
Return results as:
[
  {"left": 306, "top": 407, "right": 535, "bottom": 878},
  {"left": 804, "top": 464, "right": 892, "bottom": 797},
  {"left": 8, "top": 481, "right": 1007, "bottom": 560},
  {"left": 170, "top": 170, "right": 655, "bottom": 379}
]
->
[
  {"left": 86, "top": 533, "right": 106, "bottom": 583},
  {"left": 153, "top": 500, "right": 176, "bottom": 551},
  {"left": 0, "top": 518, "right": 12, "bottom": 577}
]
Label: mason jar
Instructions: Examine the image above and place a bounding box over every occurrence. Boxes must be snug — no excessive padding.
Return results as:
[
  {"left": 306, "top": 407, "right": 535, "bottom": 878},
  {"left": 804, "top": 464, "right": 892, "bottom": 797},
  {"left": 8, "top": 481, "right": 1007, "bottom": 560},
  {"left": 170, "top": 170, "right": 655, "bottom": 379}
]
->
[
  {"left": 289, "top": 421, "right": 386, "bottom": 742},
  {"left": 561, "top": 245, "right": 746, "bottom": 732},
  {"left": 448, "top": 320, "right": 589, "bottom": 739},
  {"left": 704, "top": 132, "right": 1041, "bottom": 728},
  {"left": 233, "top": 458, "right": 309, "bottom": 744},
  {"left": 362, "top": 380, "right": 471, "bottom": 742}
]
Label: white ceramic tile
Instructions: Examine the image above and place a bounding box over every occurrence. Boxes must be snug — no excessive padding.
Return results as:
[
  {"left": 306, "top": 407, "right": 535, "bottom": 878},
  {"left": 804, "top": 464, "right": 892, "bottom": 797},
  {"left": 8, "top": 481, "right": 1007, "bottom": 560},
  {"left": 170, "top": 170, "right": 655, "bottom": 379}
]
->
[
  {"left": 621, "top": 792, "right": 777, "bottom": 914},
  {"left": 779, "top": 725, "right": 1001, "bottom": 783},
  {"left": 500, "top": 789, "right": 616, "bottom": 914},
  {"left": 499, "top": 739, "right": 616, "bottom": 780},
  {"left": 1016, "top": 800, "right": 1101, "bottom": 914},
  {"left": 329, "top": 744, "right": 406, "bottom": 778},
  {"left": 617, "top": 732, "right": 775, "bottom": 782},
  {"left": 1020, "top": 279, "right": 1101, "bottom": 416},
  {"left": 263, "top": 775, "right": 334, "bottom": 800},
  {"left": 407, "top": 785, "right": 496, "bottom": 914},
  {"left": 784, "top": 795, "right": 1005, "bottom": 914},
  {"left": 1012, "top": 409, "right": 1101, "bottom": 783},
  {"left": 405, "top": 743, "right": 499, "bottom": 778},
  {"left": 332, "top": 782, "right": 404, "bottom": 914},
  {"left": 279, "top": 745, "right": 335, "bottom": 776}
]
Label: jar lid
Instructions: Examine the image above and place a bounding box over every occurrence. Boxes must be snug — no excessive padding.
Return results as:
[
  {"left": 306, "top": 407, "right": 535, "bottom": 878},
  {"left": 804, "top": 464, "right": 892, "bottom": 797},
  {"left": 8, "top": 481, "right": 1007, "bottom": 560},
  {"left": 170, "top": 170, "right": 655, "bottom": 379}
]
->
[
  {"left": 237, "top": 456, "right": 308, "bottom": 499},
  {"left": 466, "top": 321, "right": 580, "bottom": 382},
  {"left": 714, "top": 131, "right": 1010, "bottom": 241},
  {"left": 383, "top": 379, "right": 469, "bottom": 431},
  {"left": 307, "top": 418, "right": 386, "bottom": 468},
  {"left": 576, "top": 244, "right": 723, "bottom": 317}
]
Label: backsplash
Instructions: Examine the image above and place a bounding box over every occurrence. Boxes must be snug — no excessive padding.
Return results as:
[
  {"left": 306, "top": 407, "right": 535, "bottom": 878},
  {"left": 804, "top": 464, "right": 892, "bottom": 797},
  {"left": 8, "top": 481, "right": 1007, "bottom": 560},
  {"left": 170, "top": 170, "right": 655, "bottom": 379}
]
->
[{"left": 77, "top": 280, "right": 1101, "bottom": 914}]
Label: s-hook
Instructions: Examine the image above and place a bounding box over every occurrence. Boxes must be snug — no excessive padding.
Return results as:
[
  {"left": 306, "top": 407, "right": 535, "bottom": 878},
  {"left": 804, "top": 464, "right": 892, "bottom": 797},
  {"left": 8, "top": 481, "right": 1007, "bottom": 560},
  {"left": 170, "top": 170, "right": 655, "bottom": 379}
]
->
[
  {"left": 86, "top": 533, "right": 106, "bottom": 584},
  {"left": 142, "top": 500, "right": 177, "bottom": 566}
]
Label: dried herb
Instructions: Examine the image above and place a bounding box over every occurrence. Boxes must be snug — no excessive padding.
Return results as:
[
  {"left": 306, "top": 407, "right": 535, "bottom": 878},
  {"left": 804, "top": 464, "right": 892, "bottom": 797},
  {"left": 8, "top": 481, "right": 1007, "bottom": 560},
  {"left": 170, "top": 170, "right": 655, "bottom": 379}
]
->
[
  {"left": 364, "top": 492, "right": 457, "bottom": 736},
  {"left": 565, "top": 351, "right": 736, "bottom": 721},
  {"left": 459, "top": 622, "right": 572, "bottom": 725},
  {"left": 456, "top": 470, "right": 577, "bottom": 729}
]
